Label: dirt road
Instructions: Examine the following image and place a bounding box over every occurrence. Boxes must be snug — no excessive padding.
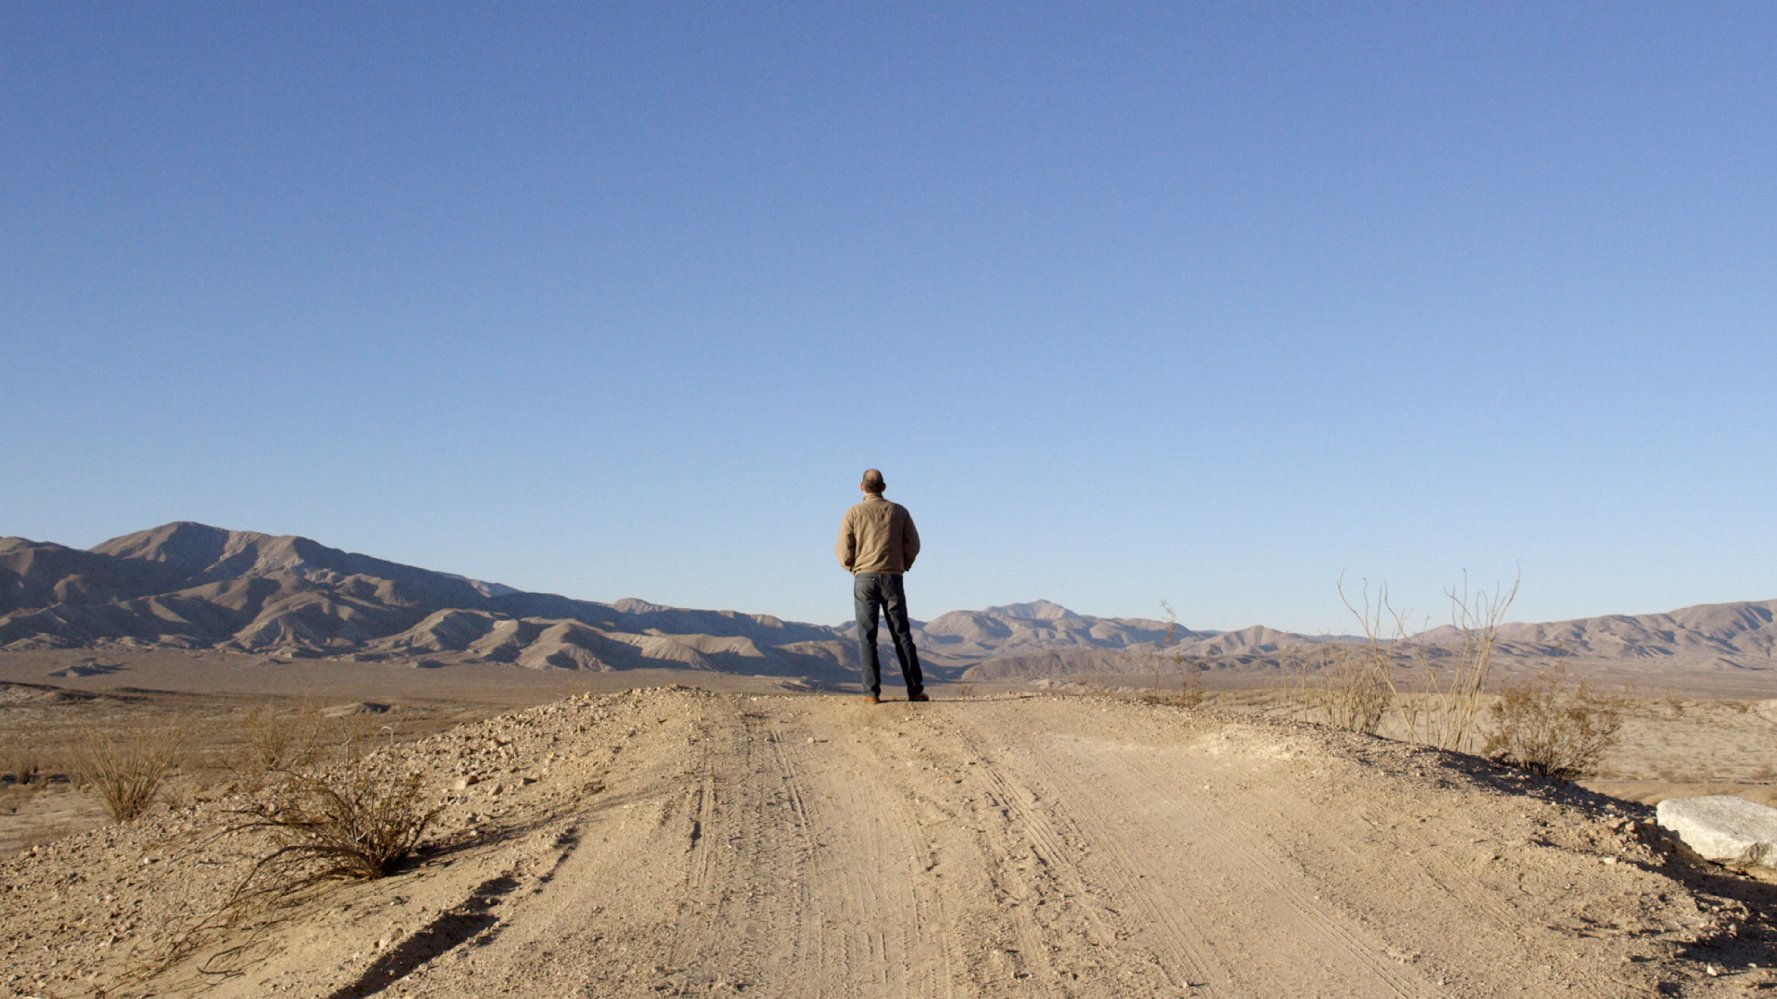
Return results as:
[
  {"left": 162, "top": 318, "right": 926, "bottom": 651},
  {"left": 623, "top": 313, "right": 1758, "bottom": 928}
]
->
[{"left": 4, "top": 689, "right": 1769, "bottom": 997}]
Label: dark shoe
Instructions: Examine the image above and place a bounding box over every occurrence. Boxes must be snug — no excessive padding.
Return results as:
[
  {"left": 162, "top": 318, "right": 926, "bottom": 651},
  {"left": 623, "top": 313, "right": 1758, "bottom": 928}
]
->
[
  {"left": 863, "top": 693, "right": 881, "bottom": 704},
  {"left": 908, "top": 692, "right": 930, "bottom": 702}
]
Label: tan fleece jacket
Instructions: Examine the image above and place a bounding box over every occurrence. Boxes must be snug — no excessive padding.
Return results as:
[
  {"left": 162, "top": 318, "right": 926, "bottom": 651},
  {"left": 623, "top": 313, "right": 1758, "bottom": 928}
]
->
[{"left": 836, "top": 494, "right": 920, "bottom": 574}]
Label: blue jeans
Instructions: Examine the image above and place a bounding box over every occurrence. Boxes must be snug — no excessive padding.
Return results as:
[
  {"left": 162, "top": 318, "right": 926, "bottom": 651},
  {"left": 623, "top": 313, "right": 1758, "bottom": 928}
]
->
[{"left": 853, "top": 572, "right": 925, "bottom": 696}]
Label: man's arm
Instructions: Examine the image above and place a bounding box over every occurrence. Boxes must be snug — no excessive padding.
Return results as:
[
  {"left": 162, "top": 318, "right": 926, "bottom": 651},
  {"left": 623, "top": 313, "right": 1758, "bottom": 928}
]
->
[
  {"left": 901, "top": 508, "right": 920, "bottom": 569},
  {"left": 836, "top": 510, "right": 857, "bottom": 572}
]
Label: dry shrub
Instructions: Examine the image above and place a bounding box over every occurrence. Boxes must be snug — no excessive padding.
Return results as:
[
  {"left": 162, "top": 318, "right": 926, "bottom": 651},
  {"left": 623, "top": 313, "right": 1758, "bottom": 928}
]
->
[
  {"left": 1425, "top": 574, "right": 1518, "bottom": 751},
  {"left": 226, "top": 723, "right": 439, "bottom": 909},
  {"left": 1140, "top": 674, "right": 1208, "bottom": 709},
  {"left": 233, "top": 766, "right": 438, "bottom": 891},
  {"left": 143, "top": 727, "right": 435, "bottom": 981},
  {"left": 1484, "top": 667, "right": 1623, "bottom": 780},
  {"left": 71, "top": 724, "right": 185, "bottom": 822},
  {"left": 1338, "top": 572, "right": 1518, "bottom": 751},
  {"left": 240, "top": 701, "right": 324, "bottom": 771},
  {"left": 1153, "top": 601, "right": 1182, "bottom": 694},
  {"left": 1311, "top": 645, "right": 1392, "bottom": 735},
  {"left": 1141, "top": 602, "right": 1207, "bottom": 708},
  {"left": 1, "top": 738, "right": 53, "bottom": 818},
  {"left": 1174, "top": 664, "right": 1207, "bottom": 708},
  {"left": 3, "top": 743, "right": 47, "bottom": 786}
]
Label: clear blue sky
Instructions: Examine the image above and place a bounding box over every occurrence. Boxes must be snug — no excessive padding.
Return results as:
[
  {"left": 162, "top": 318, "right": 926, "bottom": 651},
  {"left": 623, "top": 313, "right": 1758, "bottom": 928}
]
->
[{"left": 6, "top": 3, "right": 1774, "bottom": 633}]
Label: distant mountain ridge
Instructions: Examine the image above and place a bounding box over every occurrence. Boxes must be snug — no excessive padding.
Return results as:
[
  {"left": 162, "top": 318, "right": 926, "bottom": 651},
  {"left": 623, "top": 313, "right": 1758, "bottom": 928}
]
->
[
  {"left": 2, "top": 522, "right": 1773, "bottom": 682},
  {"left": 1491, "top": 600, "right": 1777, "bottom": 661},
  {"left": 0, "top": 522, "right": 846, "bottom": 678}
]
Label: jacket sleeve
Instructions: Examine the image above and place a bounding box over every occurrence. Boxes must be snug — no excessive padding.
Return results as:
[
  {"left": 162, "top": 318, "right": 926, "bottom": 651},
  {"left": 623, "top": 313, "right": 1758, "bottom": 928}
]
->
[
  {"left": 901, "top": 509, "right": 920, "bottom": 569},
  {"left": 836, "top": 511, "right": 856, "bottom": 571}
]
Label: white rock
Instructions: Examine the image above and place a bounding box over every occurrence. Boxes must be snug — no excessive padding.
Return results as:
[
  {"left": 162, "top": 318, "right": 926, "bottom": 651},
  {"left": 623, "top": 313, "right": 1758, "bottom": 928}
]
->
[{"left": 1656, "top": 795, "right": 1777, "bottom": 868}]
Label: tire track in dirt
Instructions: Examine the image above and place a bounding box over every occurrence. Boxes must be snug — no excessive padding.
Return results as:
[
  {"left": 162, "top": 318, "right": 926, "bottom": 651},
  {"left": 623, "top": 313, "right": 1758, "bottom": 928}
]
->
[
  {"left": 846, "top": 714, "right": 1032, "bottom": 996},
  {"left": 663, "top": 703, "right": 752, "bottom": 976},
  {"left": 744, "top": 709, "right": 824, "bottom": 979},
  {"left": 1064, "top": 731, "right": 1425, "bottom": 996},
  {"left": 261, "top": 690, "right": 1750, "bottom": 999},
  {"left": 921, "top": 701, "right": 1439, "bottom": 997},
  {"left": 754, "top": 707, "right": 859, "bottom": 993},
  {"left": 707, "top": 700, "right": 971, "bottom": 999},
  {"left": 909, "top": 714, "right": 1069, "bottom": 992},
  {"left": 1225, "top": 744, "right": 1660, "bottom": 998},
  {"left": 935, "top": 712, "right": 1218, "bottom": 994}
]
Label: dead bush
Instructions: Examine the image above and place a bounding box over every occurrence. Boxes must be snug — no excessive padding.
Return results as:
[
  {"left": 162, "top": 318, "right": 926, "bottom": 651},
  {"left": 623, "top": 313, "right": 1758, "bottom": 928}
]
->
[
  {"left": 1484, "top": 667, "right": 1623, "bottom": 780},
  {"left": 1174, "top": 664, "right": 1207, "bottom": 708},
  {"left": 3, "top": 743, "right": 47, "bottom": 786},
  {"left": 142, "top": 733, "right": 436, "bottom": 981},
  {"left": 70, "top": 724, "right": 185, "bottom": 822},
  {"left": 1152, "top": 601, "right": 1182, "bottom": 694},
  {"left": 1142, "top": 603, "right": 1207, "bottom": 709},
  {"left": 228, "top": 757, "right": 440, "bottom": 905},
  {"left": 1425, "top": 574, "right": 1518, "bottom": 751},
  {"left": 1338, "top": 572, "right": 1517, "bottom": 751},
  {"left": 240, "top": 701, "right": 324, "bottom": 771},
  {"left": 1311, "top": 645, "right": 1392, "bottom": 735}
]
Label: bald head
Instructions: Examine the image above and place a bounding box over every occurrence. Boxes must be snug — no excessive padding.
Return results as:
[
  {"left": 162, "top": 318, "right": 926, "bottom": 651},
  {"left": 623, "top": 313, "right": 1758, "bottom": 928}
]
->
[{"left": 860, "top": 468, "right": 886, "bottom": 494}]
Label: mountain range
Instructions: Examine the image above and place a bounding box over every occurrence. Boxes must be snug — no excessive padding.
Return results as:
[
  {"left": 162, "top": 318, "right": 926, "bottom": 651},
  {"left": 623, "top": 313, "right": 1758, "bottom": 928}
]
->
[{"left": 2, "top": 522, "right": 1774, "bottom": 683}]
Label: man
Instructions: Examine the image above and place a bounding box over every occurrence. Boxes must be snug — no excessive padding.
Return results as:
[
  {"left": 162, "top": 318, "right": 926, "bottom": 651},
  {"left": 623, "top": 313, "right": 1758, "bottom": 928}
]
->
[{"left": 836, "top": 468, "right": 928, "bottom": 704}]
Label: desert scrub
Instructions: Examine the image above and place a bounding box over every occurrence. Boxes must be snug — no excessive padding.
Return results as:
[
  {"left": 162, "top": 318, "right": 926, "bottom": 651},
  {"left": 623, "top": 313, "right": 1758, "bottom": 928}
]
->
[
  {"left": 3, "top": 742, "right": 48, "bottom": 786},
  {"left": 228, "top": 753, "right": 441, "bottom": 906},
  {"left": 1309, "top": 645, "right": 1392, "bottom": 735},
  {"left": 144, "top": 738, "right": 439, "bottom": 979},
  {"left": 239, "top": 700, "right": 324, "bottom": 771},
  {"left": 1484, "top": 667, "right": 1623, "bottom": 780},
  {"left": 70, "top": 723, "right": 185, "bottom": 822},
  {"left": 1173, "top": 664, "right": 1207, "bottom": 708},
  {"left": 1, "top": 784, "right": 29, "bottom": 816},
  {"left": 1142, "top": 602, "right": 1206, "bottom": 708},
  {"left": 1337, "top": 572, "right": 1517, "bottom": 751}
]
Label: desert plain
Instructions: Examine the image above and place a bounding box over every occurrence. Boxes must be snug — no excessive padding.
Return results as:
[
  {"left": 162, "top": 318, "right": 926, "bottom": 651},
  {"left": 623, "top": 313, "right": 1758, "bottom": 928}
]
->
[{"left": 3, "top": 644, "right": 1776, "bottom": 998}]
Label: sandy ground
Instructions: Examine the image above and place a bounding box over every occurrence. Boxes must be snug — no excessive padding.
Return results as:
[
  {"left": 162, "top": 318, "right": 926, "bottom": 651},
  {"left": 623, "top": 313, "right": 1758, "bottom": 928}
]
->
[
  {"left": 0, "top": 649, "right": 821, "bottom": 857},
  {"left": 1064, "top": 671, "right": 1777, "bottom": 811},
  {"left": 4, "top": 686, "right": 1776, "bottom": 998}
]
